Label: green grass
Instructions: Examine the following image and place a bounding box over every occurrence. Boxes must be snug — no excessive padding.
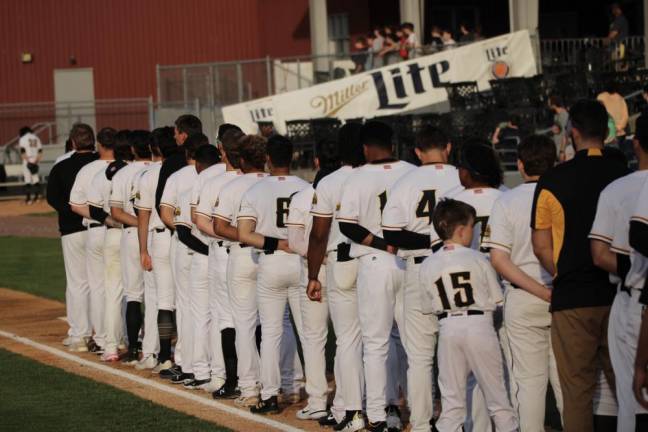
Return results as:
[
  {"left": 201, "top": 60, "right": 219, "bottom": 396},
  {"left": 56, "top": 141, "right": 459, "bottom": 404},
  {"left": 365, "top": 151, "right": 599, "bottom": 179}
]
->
[
  {"left": 0, "top": 236, "right": 66, "bottom": 301},
  {"left": 25, "top": 211, "right": 58, "bottom": 217},
  {"left": 0, "top": 348, "right": 230, "bottom": 432}
]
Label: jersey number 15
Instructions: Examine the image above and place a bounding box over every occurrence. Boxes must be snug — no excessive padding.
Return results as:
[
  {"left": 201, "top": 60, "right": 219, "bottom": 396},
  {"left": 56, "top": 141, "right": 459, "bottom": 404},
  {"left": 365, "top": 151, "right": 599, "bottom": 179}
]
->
[{"left": 434, "top": 271, "right": 475, "bottom": 310}]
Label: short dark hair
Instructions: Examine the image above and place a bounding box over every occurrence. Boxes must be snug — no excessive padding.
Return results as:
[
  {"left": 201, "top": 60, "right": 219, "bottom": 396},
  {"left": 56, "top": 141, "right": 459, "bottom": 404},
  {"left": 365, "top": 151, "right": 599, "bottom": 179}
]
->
[
  {"left": 634, "top": 114, "right": 648, "bottom": 153},
  {"left": 217, "top": 123, "right": 242, "bottom": 141},
  {"left": 549, "top": 95, "right": 564, "bottom": 108},
  {"left": 267, "top": 134, "right": 293, "bottom": 168},
  {"left": 415, "top": 125, "right": 448, "bottom": 151},
  {"left": 517, "top": 135, "right": 556, "bottom": 176},
  {"left": 315, "top": 137, "right": 340, "bottom": 172},
  {"left": 114, "top": 130, "right": 133, "bottom": 160},
  {"left": 69, "top": 123, "right": 95, "bottom": 151},
  {"left": 130, "top": 130, "right": 152, "bottom": 159},
  {"left": 359, "top": 121, "right": 393, "bottom": 151},
  {"left": 194, "top": 144, "right": 221, "bottom": 167},
  {"left": 150, "top": 126, "right": 176, "bottom": 158},
  {"left": 238, "top": 135, "right": 267, "bottom": 170},
  {"left": 221, "top": 128, "right": 244, "bottom": 169},
  {"left": 338, "top": 122, "right": 365, "bottom": 167},
  {"left": 183, "top": 132, "right": 209, "bottom": 159},
  {"left": 569, "top": 99, "right": 609, "bottom": 141},
  {"left": 19, "top": 126, "right": 33, "bottom": 137},
  {"left": 175, "top": 114, "right": 203, "bottom": 137},
  {"left": 96, "top": 127, "right": 117, "bottom": 150},
  {"left": 457, "top": 140, "right": 503, "bottom": 187},
  {"left": 432, "top": 198, "right": 477, "bottom": 241},
  {"left": 402, "top": 22, "right": 414, "bottom": 31},
  {"left": 65, "top": 138, "right": 73, "bottom": 153}
]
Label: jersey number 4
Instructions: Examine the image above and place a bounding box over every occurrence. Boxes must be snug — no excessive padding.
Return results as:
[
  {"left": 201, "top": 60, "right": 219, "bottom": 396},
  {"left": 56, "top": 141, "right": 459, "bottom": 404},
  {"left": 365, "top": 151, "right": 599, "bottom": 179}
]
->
[
  {"left": 434, "top": 271, "right": 475, "bottom": 309},
  {"left": 415, "top": 190, "right": 436, "bottom": 223}
]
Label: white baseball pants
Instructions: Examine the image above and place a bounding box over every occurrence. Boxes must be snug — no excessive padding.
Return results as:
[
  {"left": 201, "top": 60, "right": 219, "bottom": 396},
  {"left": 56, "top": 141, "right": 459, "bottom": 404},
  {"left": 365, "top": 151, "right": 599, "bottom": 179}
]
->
[
  {"left": 173, "top": 238, "right": 193, "bottom": 372},
  {"left": 151, "top": 229, "right": 174, "bottom": 311},
  {"left": 86, "top": 225, "right": 106, "bottom": 347},
  {"left": 436, "top": 313, "right": 518, "bottom": 432},
  {"left": 504, "top": 287, "right": 562, "bottom": 432},
  {"left": 279, "top": 305, "right": 305, "bottom": 395},
  {"left": 142, "top": 233, "right": 159, "bottom": 357},
  {"left": 326, "top": 253, "right": 364, "bottom": 415},
  {"left": 208, "top": 242, "right": 229, "bottom": 381},
  {"left": 103, "top": 228, "right": 123, "bottom": 354},
  {"left": 121, "top": 227, "right": 144, "bottom": 302},
  {"left": 299, "top": 260, "right": 329, "bottom": 411},
  {"left": 227, "top": 244, "right": 261, "bottom": 398},
  {"left": 403, "top": 257, "right": 438, "bottom": 432},
  {"left": 257, "top": 251, "right": 305, "bottom": 400},
  {"left": 61, "top": 230, "right": 91, "bottom": 341},
  {"left": 357, "top": 252, "right": 406, "bottom": 423},
  {"left": 609, "top": 289, "right": 646, "bottom": 431}
]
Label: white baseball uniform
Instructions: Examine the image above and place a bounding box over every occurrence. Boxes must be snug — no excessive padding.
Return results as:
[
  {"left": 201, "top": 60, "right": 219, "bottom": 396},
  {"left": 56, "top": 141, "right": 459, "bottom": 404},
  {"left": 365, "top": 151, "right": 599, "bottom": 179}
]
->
[
  {"left": 188, "top": 163, "right": 226, "bottom": 382},
  {"left": 287, "top": 185, "right": 330, "bottom": 413},
  {"left": 160, "top": 164, "right": 198, "bottom": 373},
  {"left": 337, "top": 160, "right": 415, "bottom": 423},
  {"left": 70, "top": 158, "right": 114, "bottom": 347},
  {"left": 88, "top": 165, "right": 124, "bottom": 356},
  {"left": 19, "top": 132, "right": 42, "bottom": 184},
  {"left": 310, "top": 165, "right": 363, "bottom": 419},
  {"left": 196, "top": 169, "right": 244, "bottom": 382},
  {"left": 419, "top": 244, "right": 518, "bottom": 432},
  {"left": 381, "top": 163, "right": 461, "bottom": 431},
  {"left": 591, "top": 170, "right": 648, "bottom": 430},
  {"left": 239, "top": 174, "right": 309, "bottom": 400},
  {"left": 484, "top": 181, "right": 563, "bottom": 431}
]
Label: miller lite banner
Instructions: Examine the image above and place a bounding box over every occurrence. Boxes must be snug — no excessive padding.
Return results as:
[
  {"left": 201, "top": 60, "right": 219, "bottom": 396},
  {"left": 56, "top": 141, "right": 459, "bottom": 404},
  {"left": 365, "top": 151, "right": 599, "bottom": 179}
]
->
[{"left": 222, "top": 30, "right": 537, "bottom": 134}]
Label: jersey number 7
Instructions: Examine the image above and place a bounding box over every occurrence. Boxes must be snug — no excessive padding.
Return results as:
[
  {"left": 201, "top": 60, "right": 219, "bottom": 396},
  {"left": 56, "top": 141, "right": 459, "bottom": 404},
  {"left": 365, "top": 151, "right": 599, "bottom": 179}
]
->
[{"left": 434, "top": 271, "right": 475, "bottom": 309}]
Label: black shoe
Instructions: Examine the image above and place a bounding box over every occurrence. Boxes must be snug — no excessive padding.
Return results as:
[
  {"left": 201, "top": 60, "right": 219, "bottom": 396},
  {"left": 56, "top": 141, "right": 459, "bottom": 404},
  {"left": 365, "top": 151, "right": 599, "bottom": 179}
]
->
[
  {"left": 250, "top": 396, "right": 280, "bottom": 415},
  {"left": 385, "top": 405, "right": 402, "bottom": 431},
  {"left": 183, "top": 378, "right": 210, "bottom": 389},
  {"left": 365, "top": 421, "right": 387, "bottom": 432},
  {"left": 212, "top": 384, "right": 241, "bottom": 399},
  {"left": 333, "top": 410, "right": 365, "bottom": 431},
  {"left": 171, "top": 372, "right": 194, "bottom": 384},
  {"left": 159, "top": 364, "right": 182, "bottom": 380},
  {"left": 121, "top": 349, "right": 139, "bottom": 365},
  {"left": 87, "top": 338, "right": 104, "bottom": 355},
  {"left": 319, "top": 411, "right": 339, "bottom": 427}
]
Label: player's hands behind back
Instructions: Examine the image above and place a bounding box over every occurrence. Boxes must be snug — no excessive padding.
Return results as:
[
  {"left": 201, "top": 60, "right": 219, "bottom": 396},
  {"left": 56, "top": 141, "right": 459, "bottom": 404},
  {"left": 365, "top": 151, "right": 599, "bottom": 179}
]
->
[
  {"left": 307, "top": 279, "right": 322, "bottom": 302},
  {"left": 140, "top": 252, "right": 153, "bottom": 272}
]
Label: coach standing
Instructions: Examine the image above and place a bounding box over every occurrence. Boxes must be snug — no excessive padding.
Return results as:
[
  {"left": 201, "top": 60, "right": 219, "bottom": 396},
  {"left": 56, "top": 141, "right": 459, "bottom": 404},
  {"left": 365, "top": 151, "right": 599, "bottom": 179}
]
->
[
  {"left": 46, "top": 124, "right": 98, "bottom": 349},
  {"left": 531, "top": 99, "right": 628, "bottom": 431}
]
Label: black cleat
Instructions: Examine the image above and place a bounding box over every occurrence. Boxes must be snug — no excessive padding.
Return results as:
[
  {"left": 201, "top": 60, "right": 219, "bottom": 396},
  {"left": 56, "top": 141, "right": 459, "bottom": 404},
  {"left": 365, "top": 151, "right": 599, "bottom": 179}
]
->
[
  {"left": 319, "top": 411, "right": 339, "bottom": 427},
  {"left": 365, "top": 421, "right": 388, "bottom": 432},
  {"left": 212, "top": 384, "right": 241, "bottom": 400},
  {"left": 385, "top": 405, "right": 402, "bottom": 431},
  {"left": 87, "top": 338, "right": 104, "bottom": 355},
  {"left": 159, "top": 364, "right": 182, "bottom": 380},
  {"left": 171, "top": 372, "right": 194, "bottom": 384},
  {"left": 183, "top": 378, "right": 211, "bottom": 390},
  {"left": 250, "top": 396, "right": 280, "bottom": 415},
  {"left": 333, "top": 410, "right": 365, "bottom": 431},
  {"left": 121, "top": 349, "right": 139, "bottom": 365}
]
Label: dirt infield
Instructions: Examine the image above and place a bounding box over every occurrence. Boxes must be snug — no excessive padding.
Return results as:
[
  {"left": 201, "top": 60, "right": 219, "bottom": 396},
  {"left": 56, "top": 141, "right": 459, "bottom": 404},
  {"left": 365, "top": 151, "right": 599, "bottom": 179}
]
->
[
  {"left": 0, "top": 288, "right": 331, "bottom": 432},
  {"left": 0, "top": 199, "right": 59, "bottom": 238}
]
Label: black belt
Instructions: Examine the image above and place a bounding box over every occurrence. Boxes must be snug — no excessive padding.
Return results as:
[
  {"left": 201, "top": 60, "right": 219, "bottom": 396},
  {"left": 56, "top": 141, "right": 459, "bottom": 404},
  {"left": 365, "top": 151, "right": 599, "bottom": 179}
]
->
[
  {"left": 413, "top": 256, "right": 428, "bottom": 264},
  {"left": 155, "top": 227, "right": 166, "bottom": 233},
  {"left": 336, "top": 243, "right": 352, "bottom": 262},
  {"left": 226, "top": 243, "right": 249, "bottom": 254},
  {"left": 263, "top": 250, "right": 275, "bottom": 255},
  {"left": 88, "top": 223, "right": 102, "bottom": 229},
  {"left": 123, "top": 224, "right": 137, "bottom": 229},
  {"left": 217, "top": 240, "right": 223, "bottom": 247},
  {"left": 107, "top": 227, "right": 120, "bottom": 230},
  {"left": 438, "top": 310, "right": 484, "bottom": 320}
]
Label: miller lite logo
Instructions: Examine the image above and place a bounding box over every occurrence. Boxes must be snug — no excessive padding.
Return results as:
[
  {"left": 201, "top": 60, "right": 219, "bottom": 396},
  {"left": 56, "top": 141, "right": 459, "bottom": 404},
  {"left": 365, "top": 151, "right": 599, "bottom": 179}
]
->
[{"left": 485, "top": 45, "right": 510, "bottom": 79}]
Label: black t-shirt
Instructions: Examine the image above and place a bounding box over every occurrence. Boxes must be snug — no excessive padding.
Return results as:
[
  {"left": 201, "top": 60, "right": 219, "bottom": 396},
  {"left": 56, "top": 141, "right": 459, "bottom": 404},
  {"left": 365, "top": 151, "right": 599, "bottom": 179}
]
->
[
  {"left": 154, "top": 149, "right": 187, "bottom": 213},
  {"left": 46, "top": 151, "right": 99, "bottom": 236},
  {"left": 611, "top": 15, "right": 629, "bottom": 41}
]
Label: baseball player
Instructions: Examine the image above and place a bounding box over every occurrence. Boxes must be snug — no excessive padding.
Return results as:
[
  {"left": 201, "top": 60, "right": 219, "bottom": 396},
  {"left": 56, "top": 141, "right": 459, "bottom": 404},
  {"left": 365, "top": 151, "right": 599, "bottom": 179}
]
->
[
  {"left": 286, "top": 137, "right": 342, "bottom": 421},
  {"left": 419, "top": 198, "right": 518, "bottom": 432},
  {"left": 110, "top": 131, "right": 155, "bottom": 365},
  {"left": 87, "top": 129, "right": 131, "bottom": 362},
  {"left": 485, "top": 135, "right": 563, "bottom": 431},
  {"left": 381, "top": 126, "right": 461, "bottom": 431},
  {"left": 18, "top": 126, "right": 43, "bottom": 204},
  {"left": 238, "top": 134, "right": 309, "bottom": 415},
  {"left": 590, "top": 118, "right": 648, "bottom": 431},
  {"left": 184, "top": 144, "right": 225, "bottom": 389},
  {"left": 337, "top": 121, "right": 416, "bottom": 431},
  {"left": 307, "top": 122, "right": 366, "bottom": 430},
  {"left": 46, "top": 124, "right": 98, "bottom": 349},
  {"left": 69, "top": 127, "right": 118, "bottom": 353},
  {"left": 134, "top": 126, "right": 178, "bottom": 373},
  {"left": 159, "top": 133, "right": 206, "bottom": 383},
  {"left": 194, "top": 126, "right": 245, "bottom": 397}
]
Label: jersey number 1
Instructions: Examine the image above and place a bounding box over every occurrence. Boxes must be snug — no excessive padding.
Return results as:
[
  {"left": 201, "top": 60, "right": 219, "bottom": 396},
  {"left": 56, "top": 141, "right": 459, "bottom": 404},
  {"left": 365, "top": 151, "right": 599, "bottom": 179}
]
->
[{"left": 434, "top": 271, "right": 475, "bottom": 309}]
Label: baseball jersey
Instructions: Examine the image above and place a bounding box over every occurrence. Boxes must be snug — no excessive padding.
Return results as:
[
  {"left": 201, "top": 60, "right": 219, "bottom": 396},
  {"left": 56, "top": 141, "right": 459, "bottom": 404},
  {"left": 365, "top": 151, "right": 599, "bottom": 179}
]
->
[
  {"left": 338, "top": 160, "right": 416, "bottom": 258},
  {"left": 239, "top": 175, "right": 309, "bottom": 240},
  {"left": 160, "top": 165, "right": 197, "bottom": 227},
  {"left": 54, "top": 150, "right": 75, "bottom": 166},
  {"left": 195, "top": 170, "right": 244, "bottom": 244},
  {"left": 109, "top": 161, "right": 152, "bottom": 217},
  {"left": 382, "top": 163, "right": 462, "bottom": 258},
  {"left": 590, "top": 170, "right": 648, "bottom": 286},
  {"left": 212, "top": 172, "right": 269, "bottom": 230},
  {"left": 419, "top": 243, "right": 504, "bottom": 314},
  {"left": 431, "top": 187, "right": 502, "bottom": 252},
  {"left": 87, "top": 167, "right": 112, "bottom": 214},
  {"left": 626, "top": 177, "right": 648, "bottom": 291},
  {"left": 134, "top": 162, "right": 164, "bottom": 231},
  {"left": 70, "top": 159, "right": 114, "bottom": 226},
  {"left": 18, "top": 132, "right": 42, "bottom": 163},
  {"left": 190, "top": 163, "right": 226, "bottom": 208},
  {"left": 483, "top": 182, "right": 553, "bottom": 288},
  {"left": 287, "top": 185, "right": 315, "bottom": 236},
  {"left": 310, "top": 165, "right": 355, "bottom": 253}
]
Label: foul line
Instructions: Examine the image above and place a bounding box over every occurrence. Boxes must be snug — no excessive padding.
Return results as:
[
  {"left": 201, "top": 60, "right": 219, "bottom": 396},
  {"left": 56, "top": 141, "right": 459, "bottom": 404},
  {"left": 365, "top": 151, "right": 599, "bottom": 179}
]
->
[{"left": 0, "top": 329, "right": 304, "bottom": 432}]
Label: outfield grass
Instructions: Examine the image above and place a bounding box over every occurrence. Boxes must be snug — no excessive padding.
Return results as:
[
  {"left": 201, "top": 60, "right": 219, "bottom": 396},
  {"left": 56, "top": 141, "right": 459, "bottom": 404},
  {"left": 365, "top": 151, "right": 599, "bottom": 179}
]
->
[
  {"left": 0, "top": 348, "right": 230, "bottom": 432},
  {"left": 0, "top": 236, "right": 66, "bottom": 301}
]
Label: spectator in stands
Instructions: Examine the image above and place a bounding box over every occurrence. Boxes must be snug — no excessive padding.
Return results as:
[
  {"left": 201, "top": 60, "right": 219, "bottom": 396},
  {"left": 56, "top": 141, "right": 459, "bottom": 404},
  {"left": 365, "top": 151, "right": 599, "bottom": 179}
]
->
[
  {"left": 549, "top": 95, "right": 570, "bottom": 157},
  {"left": 474, "top": 24, "right": 485, "bottom": 41},
  {"left": 459, "top": 23, "right": 475, "bottom": 43},
  {"left": 351, "top": 37, "right": 369, "bottom": 73},
  {"left": 395, "top": 26, "right": 409, "bottom": 60},
  {"left": 401, "top": 22, "right": 418, "bottom": 58},
  {"left": 258, "top": 122, "right": 275, "bottom": 138},
  {"left": 380, "top": 33, "right": 401, "bottom": 65},
  {"left": 607, "top": 3, "right": 629, "bottom": 70},
  {"left": 442, "top": 29, "right": 456, "bottom": 47},
  {"left": 492, "top": 115, "right": 522, "bottom": 147},
  {"left": 430, "top": 26, "right": 443, "bottom": 50},
  {"left": 597, "top": 81, "right": 629, "bottom": 146},
  {"left": 370, "top": 28, "right": 385, "bottom": 69}
]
